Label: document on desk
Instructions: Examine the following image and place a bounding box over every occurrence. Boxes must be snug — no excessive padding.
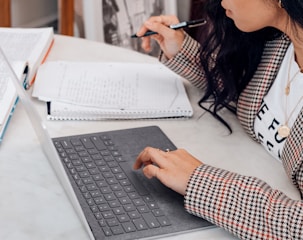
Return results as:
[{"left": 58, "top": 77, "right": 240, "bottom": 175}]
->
[
  {"left": 32, "top": 61, "right": 193, "bottom": 120},
  {"left": 0, "top": 61, "right": 27, "bottom": 142},
  {"left": 0, "top": 27, "right": 54, "bottom": 143},
  {"left": 0, "top": 27, "right": 54, "bottom": 89}
]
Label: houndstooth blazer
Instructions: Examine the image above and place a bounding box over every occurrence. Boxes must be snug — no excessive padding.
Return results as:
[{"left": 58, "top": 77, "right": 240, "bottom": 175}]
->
[{"left": 162, "top": 33, "right": 303, "bottom": 239}]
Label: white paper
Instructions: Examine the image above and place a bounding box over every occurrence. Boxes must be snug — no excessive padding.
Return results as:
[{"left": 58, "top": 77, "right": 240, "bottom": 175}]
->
[
  {"left": 0, "top": 61, "right": 26, "bottom": 125},
  {"left": 33, "top": 61, "right": 190, "bottom": 108}
]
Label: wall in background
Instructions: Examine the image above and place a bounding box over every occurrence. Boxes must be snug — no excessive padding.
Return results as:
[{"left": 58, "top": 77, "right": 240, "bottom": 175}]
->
[
  {"left": 10, "top": 0, "right": 191, "bottom": 38},
  {"left": 11, "top": 0, "right": 57, "bottom": 27},
  {"left": 176, "top": 0, "right": 190, "bottom": 21},
  {"left": 79, "top": 0, "right": 192, "bottom": 37}
]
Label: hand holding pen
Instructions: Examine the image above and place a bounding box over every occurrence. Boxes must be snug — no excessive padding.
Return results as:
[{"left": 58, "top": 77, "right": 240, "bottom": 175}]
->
[
  {"left": 132, "top": 15, "right": 207, "bottom": 59},
  {"left": 131, "top": 18, "right": 207, "bottom": 38}
]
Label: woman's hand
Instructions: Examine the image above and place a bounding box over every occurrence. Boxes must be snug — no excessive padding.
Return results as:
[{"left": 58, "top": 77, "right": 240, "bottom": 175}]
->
[
  {"left": 133, "top": 147, "right": 202, "bottom": 196},
  {"left": 135, "top": 15, "right": 185, "bottom": 59}
]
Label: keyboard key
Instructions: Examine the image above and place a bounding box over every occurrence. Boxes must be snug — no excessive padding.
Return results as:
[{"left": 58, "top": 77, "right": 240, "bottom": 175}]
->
[
  {"left": 100, "top": 187, "right": 111, "bottom": 194},
  {"left": 117, "top": 214, "right": 130, "bottom": 223},
  {"left": 124, "top": 204, "right": 136, "bottom": 212},
  {"left": 115, "top": 173, "right": 127, "bottom": 180},
  {"left": 86, "top": 183, "right": 97, "bottom": 191},
  {"left": 88, "top": 149, "right": 99, "bottom": 155},
  {"left": 111, "top": 225, "right": 124, "bottom": 235},
  {"left": 69, "top": 154, "right": 79, "bottom": 160},
  {"left": 109, "top": 200, "right": 120, "bottom": 208},
  {"left": 78, "top": 151, "right": 89, "bottom": 157},
  {"left": 75, "top": 166, "right": 86, "bottom": 172},
  {"left": 90, "top": 205, "right": 98, "bottom": 213},
  {"left": 99, "top": 135, "right": 110, "bottom": 140},
  {"left": 96, "top": 180, "right": 107, "bottom": 187},
  {"left": 91, "top": 136, "right": 107, "bottom": 151},
  {"left": 95, "top": 212, "right": 103, "bottom": 220},
  {"left": 158, "top": 216, "right": 171, "bottom": 226},
  {"left": 119, "top": 197, "right": 131, "bottom": 205},
  {"left": 133, "top": 199, "right": 145, "bottom": 206},
  {"left": 102, "top": 227, "right": 112, "bottom": 236},
  {"left": 80, "top": 137, "right": 94, "bottom": 149},
  {"left": 88, "top": 168, "right": 99, "bottom": 175},
  {"left": 66, "top": 149, "right": 76, "bottom": 154},
  {"left": 107, "top": 218, "right": 119, "bottom": 227},
  {"left": 82, "top": 157, "right": 92, "bottom": 163},
  {"left": 102, "top": 211, "right": 114, "bottom": 219},
  {"left": 87, "top": 198, "right": 94, "bottom": 206},
  {"left": 85, "top": 162, "right": 95, "bottom": 169},
  {"left": 99, "top": 204, "right": 110, "bottom": 212},
  {"left": 128, "top": 192, "right": 140, "bottom": 199},
  {"left": 128, "top": 210, "right": 140, "bottom": 219},
  {"left": 61, "top": 140, "right": 72, "bottom": 149},
  {"left": 79, "top": 171, "right": 90, "bottom": 178},
  {"left": 111, "top": 184, "right": 122, "bottom": 192},
  {"left": 115, "top": 191, "right": 126, "bottom": 198},
  {"left": 70, "top": 139, "right": 82, "bottom": 146},
  {"left": 142, "top": 213, "right": 160, "bottom": 228},
  {"left": 99, "top": 219, "right": 106, "bottom": 227},
  {"left": 104, "top": 140, "right": 114, "bottom": 146},
  {"left": 94, "top": 197, "right": 105, "bottom": 205},
  {"left": 122, "top": 222, "right": 136, "bottom": 233},
  {"left": 100, "top": 150, "right": 110, "bottom": 156},
  {"left": 104, "top": 156, "right": 114, "bottom": 162},
  {"left": 113, "top": 206, "right": 124, "bottom": 215},
  {"left": 82, "top": 177, "right": 93, "bottom": 185},
  {"left": 90, "top": 190, "right": 102, "bottom": 198},
  {"left": 137, "top": 205, "right": 149, "bottom": 213},
  {"left": 152, "top": 209, "right": 165, "bottom": 217},
  {"left": 75, "top": 146, "right": 85, "bottom": 152},
  {"left": 147, "top": 201, "right": 159, "bottom": 210},
  {"left": 72, "top": 160, "right": 82, "bottom": 166},
  {"left": 92, "top": 154, "right": 102, "bottom": 160},
  {"left": 133, "top": 218, "right": 148, "bottom": 231},
  {"left": 104, "top": 193, "right": 115, "bottom": 201},
  {"left": 93, "top": 174, "right": 103, "bottom": 181}
]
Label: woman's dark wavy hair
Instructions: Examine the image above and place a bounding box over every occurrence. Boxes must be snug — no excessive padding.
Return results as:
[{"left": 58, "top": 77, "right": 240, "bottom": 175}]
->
[{"left": 197, "top": 0, "right": 287, "bottom": 132}]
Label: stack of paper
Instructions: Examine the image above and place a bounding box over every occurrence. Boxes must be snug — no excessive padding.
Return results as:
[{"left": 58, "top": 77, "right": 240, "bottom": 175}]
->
[
  {"left": 32, "top": 61, "right": 193, "bottom": 120},
  {"left": 0, "top": 27, "right": 54, "bottom": 143}
]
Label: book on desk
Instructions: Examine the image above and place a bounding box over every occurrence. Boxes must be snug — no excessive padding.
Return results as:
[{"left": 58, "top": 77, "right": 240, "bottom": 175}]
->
[
  {"left": 32, "top": 61, "right": 193, "bottom": 120},
  {"left": 0, "top": 27, "right": 54, "bottom": 143}
]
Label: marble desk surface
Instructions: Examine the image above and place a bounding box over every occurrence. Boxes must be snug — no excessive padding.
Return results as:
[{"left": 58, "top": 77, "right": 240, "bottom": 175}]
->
[{"left": 0, "top": 35, "right": 300, "bottom": 240}]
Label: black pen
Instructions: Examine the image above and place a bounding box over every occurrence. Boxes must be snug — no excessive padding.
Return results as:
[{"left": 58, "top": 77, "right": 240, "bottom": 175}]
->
[{"left": 131, "top": 18, "right": 207, "bottom": 38}]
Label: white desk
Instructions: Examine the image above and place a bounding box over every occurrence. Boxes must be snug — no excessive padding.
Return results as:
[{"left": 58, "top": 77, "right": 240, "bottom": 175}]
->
[{"left": 0, "top": 35, "right": 300, "bottom": 240}]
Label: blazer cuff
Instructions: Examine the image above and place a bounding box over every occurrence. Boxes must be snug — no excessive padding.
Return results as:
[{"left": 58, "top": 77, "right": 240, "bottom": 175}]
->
[
  {"left": 184, "top": 164, "right": 219, "bottom": 222},
  {"left": 159, "top": 33, "right": 201, "bottom": 75}
]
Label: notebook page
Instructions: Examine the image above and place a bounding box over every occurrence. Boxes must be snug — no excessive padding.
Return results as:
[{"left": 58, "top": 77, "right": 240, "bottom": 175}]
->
[
  {"left": 0, "top": 28, "right": 53, "bottom": 82},
  {"left": 0, "top": 61, "right": 26, "bottom": 125},
  {"left": 33, "top": 61, "right": 187, "bottom": 111}
]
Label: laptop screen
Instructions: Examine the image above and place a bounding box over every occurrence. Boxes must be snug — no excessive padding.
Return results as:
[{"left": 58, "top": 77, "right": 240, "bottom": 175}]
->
[{"left": 0, "top": 47, "right": 95, "bottom": 239}]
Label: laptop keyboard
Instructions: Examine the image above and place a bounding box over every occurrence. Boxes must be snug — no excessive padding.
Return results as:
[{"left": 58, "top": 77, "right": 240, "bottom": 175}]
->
[{"left": 53, "top": 133, "right": 171, "bottom": 237}]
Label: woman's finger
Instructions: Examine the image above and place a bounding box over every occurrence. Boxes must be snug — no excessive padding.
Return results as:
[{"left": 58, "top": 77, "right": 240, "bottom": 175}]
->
[{"left": 133, "top": 147, "right": 168, "bottom": 170}]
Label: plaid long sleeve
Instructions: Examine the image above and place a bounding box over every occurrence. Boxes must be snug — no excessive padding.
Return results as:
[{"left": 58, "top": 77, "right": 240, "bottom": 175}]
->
[
  {"left": 185, "top": 164, "right": 303, "bottom": 239},
  {"left": 161, "top": 31, "right": 303, "bottom": 239},
  {"left": 159, "top": 33, "right": 208, "bottom": 90}
]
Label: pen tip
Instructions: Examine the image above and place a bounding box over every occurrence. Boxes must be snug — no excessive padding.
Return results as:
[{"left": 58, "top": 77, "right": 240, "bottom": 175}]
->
[{"left": 131, "top": 34, "right": 138, "bottom": 38}]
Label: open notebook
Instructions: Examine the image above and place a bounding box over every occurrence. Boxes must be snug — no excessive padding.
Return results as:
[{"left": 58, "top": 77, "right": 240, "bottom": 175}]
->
[
  {"left": 32, "top": 61, "right": 193, "bottom": 120},
  {"left": 0, "top": 27, "right": 54, "bottom": 143},
  {"left": 1, "top": 48, "right": 213, "bottom": 240}
]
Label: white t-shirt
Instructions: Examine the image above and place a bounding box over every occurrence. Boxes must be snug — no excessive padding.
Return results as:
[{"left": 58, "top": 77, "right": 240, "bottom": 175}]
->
[{"left": 254, "top": 43, "right": 303, "bottom": 161}]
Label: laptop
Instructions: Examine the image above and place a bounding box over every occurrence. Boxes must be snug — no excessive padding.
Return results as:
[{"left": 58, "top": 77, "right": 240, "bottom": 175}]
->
[{"left": 1, "top": 48, "right": 213, "bottom": 240}]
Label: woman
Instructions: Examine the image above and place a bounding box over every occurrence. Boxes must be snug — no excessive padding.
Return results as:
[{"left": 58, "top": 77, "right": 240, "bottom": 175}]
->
[{"left": 133, "top": 0, "right": 303, "bottom": 239}]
